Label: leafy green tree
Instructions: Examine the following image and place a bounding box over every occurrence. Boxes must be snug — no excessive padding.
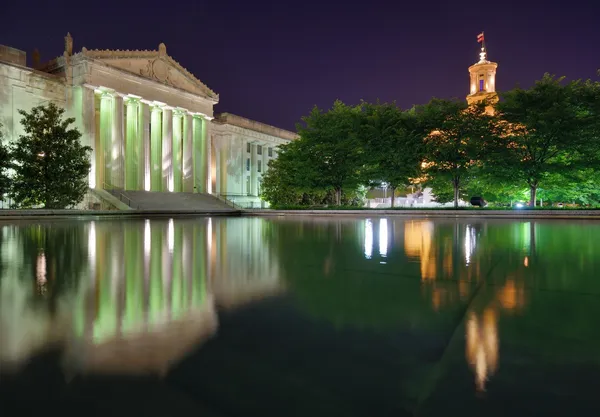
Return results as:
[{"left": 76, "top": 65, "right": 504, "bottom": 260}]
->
[
  {"left": 419, "top": 99, "right": 497, "bottom": 208},
  {"left": 10, "top": 103, "right": 91, "bottom": 209},
  {"left": 0, "top": 123, "right": 11, "bottom": 198},
  {"left": 361, "top": 102, "right": 425, "bottom": 207},
  {"left": 296, "top": 101, "right": 364, "bottom": 206},
  {"left": 494, "top": 74, "right": 599, "bottom": 207}
]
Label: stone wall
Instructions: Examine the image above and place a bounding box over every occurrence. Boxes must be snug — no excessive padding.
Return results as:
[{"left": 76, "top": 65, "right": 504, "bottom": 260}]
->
[{"left": 0, "top": 61, "right": 65, "bottom": 143}]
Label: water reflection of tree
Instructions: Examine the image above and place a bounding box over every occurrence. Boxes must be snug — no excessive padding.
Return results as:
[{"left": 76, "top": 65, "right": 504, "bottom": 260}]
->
[
  {"left": 17, "top": 222, "right": 88, "bottom": 308},
  {"left": 265, "top": 218, "right": 457, "bottom": 330}
]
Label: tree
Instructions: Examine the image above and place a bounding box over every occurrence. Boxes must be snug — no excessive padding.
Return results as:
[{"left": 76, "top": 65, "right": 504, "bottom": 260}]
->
[
  {"left": 296, "top": 101, "right": 364, "bottom": 206},
  {"left": 0, "top": 123, "right": 11, "bottom": 198},
  {"left": 419, "top": 99, "right": 497, "bottom": 208},
  {"left": 10, "top": 103, "right": 91, "bottom": 209},
  {"left": 361, "top": 102, "right": 425, "bottom": 207},
  {"left": 261, "top": 139, "right": 325, "bottom": 207},
  {"left": 494, "top": 74, "right": 599, "bottom": 207}
]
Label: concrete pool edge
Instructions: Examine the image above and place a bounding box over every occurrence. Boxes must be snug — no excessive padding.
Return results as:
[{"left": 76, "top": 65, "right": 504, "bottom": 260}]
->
[
  {"left": 0, "top": 209, "right": 241, "bottom": 220},
  {"left": 242, "top": 209, "right": 600, "bottom": 219},
  {"left": 1, "top": 209, "right": 600, "bottom": 220}
]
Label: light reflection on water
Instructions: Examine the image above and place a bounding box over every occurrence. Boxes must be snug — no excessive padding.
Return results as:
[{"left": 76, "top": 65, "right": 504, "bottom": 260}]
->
[
  {"left": 0, "top": 217, "right": 281, "bottom": 376},
  {"left": 0, "top": 216, "right": 599, "bottom": 396}
]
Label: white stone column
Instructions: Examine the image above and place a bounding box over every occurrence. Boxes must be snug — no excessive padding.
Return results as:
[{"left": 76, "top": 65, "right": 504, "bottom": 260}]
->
[
  {"left": 182, "top": 113, "right": 193, "bottom": 192},
  {"left": 172, "top": 109, "right": 184, "bottom": 193},
  {"left": 113, "top": 95, "right": 125, "bottom": 189},
  {"left": 206, "top": 123, "right": 212, "bottom": 194},
  {"left": 150, "top": 105, "right": 162, "bottom": 191},
  {"left": 99, "top": 92, "right": 114, "bottom": 189},
  {"left": 162, "top": 108, "right": 173, "bottom": 192},
  {"left": 82, "top": 86, "right": 96, "bottom": 188},
  {"left": 139, "top": 102, "right": 149, "bottom": 191},
  {"left": 250, "top": 143, "right": 257, "bottom": 196}
]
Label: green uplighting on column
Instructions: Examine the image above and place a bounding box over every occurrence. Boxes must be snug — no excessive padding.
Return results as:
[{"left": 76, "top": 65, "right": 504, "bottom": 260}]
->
[
  {"left": 99, "top": 92, "right": 114, "bottom": 189},
  {"left": 192, "top": 116, "right": 207, "bottom": 193},
  {"left": 125, "top": 97, "right": 141, "bottom": 191},
  {"left": 182, "top": 115, "right": 193, "bottom": 192},
  {"left": 172, "top": 110, "right": 184, "bottom": 192},
  {"left": 150, "top": 106, "right": 163, "bottom": 192}
]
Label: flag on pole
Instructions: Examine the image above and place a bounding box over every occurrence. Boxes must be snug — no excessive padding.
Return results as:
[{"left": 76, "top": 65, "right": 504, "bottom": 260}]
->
[{"left": 477, "top": 32, "right": 484, "bottom": 43}]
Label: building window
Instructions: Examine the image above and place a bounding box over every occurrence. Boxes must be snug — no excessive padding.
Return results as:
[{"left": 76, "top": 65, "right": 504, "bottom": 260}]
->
[
  {"left": 258, "top": 160, "right": 262, "bottom": 173},
  {"left": 257, "top": 145, "right": 262, "bottom": 155},
  {"left": 268, "top": 147, "right": 273, "bottom": 157},
  {"left": 479, "top": 79, "right": 484, "bottom": 92},
  {"left": 246, "top": 176, "right": 250, "bottom": 194},
  {"left": 247, "top": 142, "right": 251, "bottom": 153},
  {"left": 246, "top": 158, "right": 250, "bottom": 171}
]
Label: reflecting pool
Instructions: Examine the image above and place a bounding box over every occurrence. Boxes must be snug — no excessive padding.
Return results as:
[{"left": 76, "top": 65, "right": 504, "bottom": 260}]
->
[{"left": 1, "top": 216, "right": 600, "bottom": 416}]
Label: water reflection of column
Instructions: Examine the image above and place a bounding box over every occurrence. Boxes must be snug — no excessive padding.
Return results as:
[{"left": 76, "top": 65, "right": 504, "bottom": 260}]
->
[
  {"left": 124, "top": 222, "right": 144, "bottom": 333},
  {"left": 112, "top": 226, "right": 125, "bottom": 336},
  {"left": 164, "top": 219, "right": 174, "bottom": 319},
  {"left": 171, "top": 221, "right": 184, "bottom": 318},
  {"left": 192, "top": 221, "right": 207, "bottom": 306},
  {"left": 143, "top": 219, "right": 151, "bottom": 329},
  {"left": 149, "top": 221, "right": 163, "bottom": 322},
  {"left": 182, "top": 223, "right": 193, "bottom": 309}
]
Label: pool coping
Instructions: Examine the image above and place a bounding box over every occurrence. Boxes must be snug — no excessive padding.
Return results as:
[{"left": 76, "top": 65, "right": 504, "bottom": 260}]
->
[
  {"left": 0, "top": 209, "right": 241, "bottom": 220},
  {"left": 1, "top": 209, "right": 600, "bottom": 220},
  {"left": 242, "top": 209, "right": 600, "bottom": 219}
]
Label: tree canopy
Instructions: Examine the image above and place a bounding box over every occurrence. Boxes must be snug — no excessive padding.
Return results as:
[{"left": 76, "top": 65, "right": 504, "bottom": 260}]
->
[
  {"left": 10, "top": 103, "right": 91, "bottom": 209},
  {"left": 260, "top": 73, "right": 600, "bottom": 209},
  {"left": 494, "top": 74, "right": 600, "bottom": 206}
]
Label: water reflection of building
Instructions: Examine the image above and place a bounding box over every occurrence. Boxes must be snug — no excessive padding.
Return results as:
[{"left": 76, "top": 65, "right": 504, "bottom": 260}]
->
[{"left": 0, "top": 217, "right": 282, "bottom": 374}]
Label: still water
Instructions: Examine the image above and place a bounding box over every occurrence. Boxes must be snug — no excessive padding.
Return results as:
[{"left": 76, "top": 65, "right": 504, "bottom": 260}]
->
[{"left": 1, "top": 216, "right": 600, "bottom": 416}]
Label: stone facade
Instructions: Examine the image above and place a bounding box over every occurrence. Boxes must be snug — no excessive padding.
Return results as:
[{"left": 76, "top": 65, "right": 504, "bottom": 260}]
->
[
  {"left": 211, "top": 113, "right": 298, "bottom": 208},
  {"left": 0, "top": 34, "right": 296, "bottom": 207}
]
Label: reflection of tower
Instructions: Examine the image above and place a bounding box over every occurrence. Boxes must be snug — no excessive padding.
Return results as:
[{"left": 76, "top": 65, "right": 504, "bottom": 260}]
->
[
  {"left": 404, "top": 220, "right": 435, "bottom": 280},
  {"left": 466, "top": 32, "right": 498, "bottom": 112},
  {"left": 466, "top": 308, "right": 498, "bottom": 392}
]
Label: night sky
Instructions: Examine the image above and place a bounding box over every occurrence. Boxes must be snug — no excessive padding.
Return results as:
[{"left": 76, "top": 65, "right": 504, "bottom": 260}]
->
[{"left": 2, "top": 0, "right": 599, "bottom": 131}]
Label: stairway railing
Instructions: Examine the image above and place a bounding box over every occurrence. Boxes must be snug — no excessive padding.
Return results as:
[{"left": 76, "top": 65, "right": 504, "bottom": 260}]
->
[
  {"left": 213, "top": 193, "right": 245, "bottom": 210},
  {"left": 102, "top": 183, "right": 138, "bottom": 209}
]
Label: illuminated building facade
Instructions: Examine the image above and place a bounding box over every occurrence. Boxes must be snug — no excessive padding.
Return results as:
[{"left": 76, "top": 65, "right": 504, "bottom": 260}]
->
[{"left": 0, "top": 35, "right": 296, "bottom": 207}]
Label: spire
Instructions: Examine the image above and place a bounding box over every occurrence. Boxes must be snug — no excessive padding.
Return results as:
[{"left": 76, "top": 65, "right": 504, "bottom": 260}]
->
[
  {"left": 476, "top": 31, "right": 487, "bottom": 63},
  {"left": 479, "top": 46, "right": 487, "bottom": 63}
]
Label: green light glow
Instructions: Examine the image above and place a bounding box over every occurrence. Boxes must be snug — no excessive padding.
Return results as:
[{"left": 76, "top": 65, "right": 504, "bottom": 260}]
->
[
  {"left": 125, "top": 98, "right": 141, "bottom": 190},
  {"left": 172, "top": 112, "right": 184, "bottom": 192},
  {"left": 150, "top": 107, "right": 163, "bottom": 191},
  {"left": 100, "top": 93, "right": 114, "bottom": 188},
  {"left": 193, "top": 117, "right": 207, "bottom": 193}
]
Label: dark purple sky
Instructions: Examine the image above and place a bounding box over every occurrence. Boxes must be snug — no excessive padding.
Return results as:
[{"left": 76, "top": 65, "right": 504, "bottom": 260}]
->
[{"left": 2, "top": 0, "right": 599, "bottom": 131}]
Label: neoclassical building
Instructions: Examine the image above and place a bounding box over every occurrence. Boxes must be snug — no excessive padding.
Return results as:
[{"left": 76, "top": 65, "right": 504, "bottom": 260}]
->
[{"left": 0, "top": 34, "right": 297, "bottom": 208}]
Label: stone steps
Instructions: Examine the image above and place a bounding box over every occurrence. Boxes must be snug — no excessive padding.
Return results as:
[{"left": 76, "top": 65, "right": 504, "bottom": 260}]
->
[{"left": 114, "top": 191, "right": 237, "bottom": 212}]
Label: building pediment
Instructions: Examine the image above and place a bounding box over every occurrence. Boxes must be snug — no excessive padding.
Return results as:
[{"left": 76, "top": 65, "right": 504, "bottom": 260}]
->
[{"left": 79, "top": 43, "right": 218, "bottom": 101}]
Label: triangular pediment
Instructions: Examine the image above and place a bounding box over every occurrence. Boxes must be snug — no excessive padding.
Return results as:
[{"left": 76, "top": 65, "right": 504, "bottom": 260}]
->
[{"left": 80, "top": 44, "right": 218, "bottom": 101}]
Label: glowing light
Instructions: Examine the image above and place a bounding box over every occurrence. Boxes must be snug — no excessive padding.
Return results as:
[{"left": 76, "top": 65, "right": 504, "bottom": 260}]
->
[
  {"left": 168, "top": 219, "right": 174, "bottom": 253},
  {"left": 207, "top": 218, "right": 212, "bottom": 253},
  {"left": 89, "top": 160, "right": 96, "bottom": 188},
  {"left": 466, "top": 308, "right": 498, "bottom": 392},
  {"left": 36, "top": 252, "right": 47, "bottom": 286},
  {"left": 515, "top": 203, "right": 524, "bottom": 208},
  {"left": 144, "top": 219, "right": 151, "bottom": 256},
  {"left": 524, "top": 256, "right": 529, "bottom": 267},
  {"left": 464, "top": 224, "right": 476, "bottom": 265},
  {"left": 364, "top": 219, "right": 373, "bottom": 259},
  {"left": 379, "top": 218, "right": 388, "bottom": 257}
]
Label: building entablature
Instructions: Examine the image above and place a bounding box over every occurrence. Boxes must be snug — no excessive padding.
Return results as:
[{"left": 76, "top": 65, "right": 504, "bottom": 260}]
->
[{"left": 211, "top": 122, "right": 293, "bottom": 147}]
